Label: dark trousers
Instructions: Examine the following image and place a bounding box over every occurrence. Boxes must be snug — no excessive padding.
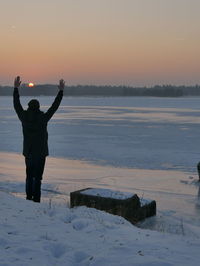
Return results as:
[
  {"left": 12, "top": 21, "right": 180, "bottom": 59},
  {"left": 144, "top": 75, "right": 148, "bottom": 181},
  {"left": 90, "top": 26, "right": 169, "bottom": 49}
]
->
[
  {"left": 25, "top": 156, "right": 46, "bottom": 202},
  {"left": 198, "top": 162, "right": 200, "bottom": 181}
]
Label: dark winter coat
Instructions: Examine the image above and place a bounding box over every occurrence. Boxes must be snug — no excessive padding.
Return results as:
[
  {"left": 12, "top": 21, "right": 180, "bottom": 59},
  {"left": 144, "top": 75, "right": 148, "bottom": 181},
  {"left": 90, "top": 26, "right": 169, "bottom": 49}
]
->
[{"left": 13, "top": 88, "right": 63, "bottom": 157}]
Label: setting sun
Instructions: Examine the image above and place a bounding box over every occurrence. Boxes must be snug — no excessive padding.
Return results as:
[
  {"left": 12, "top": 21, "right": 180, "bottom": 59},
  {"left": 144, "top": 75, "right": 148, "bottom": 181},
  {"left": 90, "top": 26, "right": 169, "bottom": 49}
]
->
[{"left": 28, "top": 83, "right": 34, "bottom": 87}]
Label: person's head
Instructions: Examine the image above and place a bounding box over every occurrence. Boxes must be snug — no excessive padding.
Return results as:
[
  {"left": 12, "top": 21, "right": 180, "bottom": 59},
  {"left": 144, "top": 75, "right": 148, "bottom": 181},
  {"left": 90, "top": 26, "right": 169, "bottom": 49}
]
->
[{"left": 28, "top": 99, "right": 40, "bottom": 111}]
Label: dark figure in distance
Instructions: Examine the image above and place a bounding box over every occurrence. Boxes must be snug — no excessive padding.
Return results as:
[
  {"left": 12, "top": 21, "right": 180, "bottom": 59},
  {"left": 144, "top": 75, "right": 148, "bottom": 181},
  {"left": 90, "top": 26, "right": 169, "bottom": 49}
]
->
[
  {"left": 13, "top": 76, "right": 65, "bottom": 202},
  {"left": 197, "top": 162, "right": 200, "bottom": 182}
]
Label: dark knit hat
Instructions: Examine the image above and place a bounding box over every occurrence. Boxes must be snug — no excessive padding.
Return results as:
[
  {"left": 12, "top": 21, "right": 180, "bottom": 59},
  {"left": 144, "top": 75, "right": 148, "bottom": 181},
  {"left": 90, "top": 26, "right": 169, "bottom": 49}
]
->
[{"left": 28, "top": 99, "right": 40, "bottom": 110}]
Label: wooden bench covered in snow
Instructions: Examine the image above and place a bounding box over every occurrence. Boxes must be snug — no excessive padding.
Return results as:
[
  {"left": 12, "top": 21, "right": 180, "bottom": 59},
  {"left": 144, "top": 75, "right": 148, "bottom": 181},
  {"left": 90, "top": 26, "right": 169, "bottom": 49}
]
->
[{"left": 70, "top": 188, "right": 156, "bottom": 224}]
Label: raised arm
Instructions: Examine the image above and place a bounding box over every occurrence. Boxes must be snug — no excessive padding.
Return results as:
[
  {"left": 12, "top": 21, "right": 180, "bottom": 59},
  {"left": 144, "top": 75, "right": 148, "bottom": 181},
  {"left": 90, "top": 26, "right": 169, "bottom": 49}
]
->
[
  {"left": 13, "top": 76, "right": 24, "bottom": 120},
  {"left": 45, "top": 79, "right": 65, "bottom": 121}
]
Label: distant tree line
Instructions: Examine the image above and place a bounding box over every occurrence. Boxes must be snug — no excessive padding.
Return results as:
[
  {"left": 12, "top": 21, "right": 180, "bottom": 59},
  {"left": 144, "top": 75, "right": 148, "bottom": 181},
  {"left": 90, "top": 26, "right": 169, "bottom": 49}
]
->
[{"left": 1, "top": 84, "right": 200, "bottom": 97}]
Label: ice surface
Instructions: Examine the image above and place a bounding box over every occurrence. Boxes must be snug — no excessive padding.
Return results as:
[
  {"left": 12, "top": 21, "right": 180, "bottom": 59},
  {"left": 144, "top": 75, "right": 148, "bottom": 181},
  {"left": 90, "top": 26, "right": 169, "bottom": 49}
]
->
[
  {"left": 81, "top": 188, "right": 134, "bottom": 199},
  {"left": 1, "top": 96, "right": 200, "bottom": 171}
]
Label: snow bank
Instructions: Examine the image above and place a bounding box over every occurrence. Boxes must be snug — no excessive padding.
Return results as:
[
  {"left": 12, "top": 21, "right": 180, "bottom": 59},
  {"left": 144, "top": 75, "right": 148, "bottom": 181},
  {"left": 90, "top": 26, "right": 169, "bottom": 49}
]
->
[{"left": 0, "top": 191, "right": 200, "bottom": 266}]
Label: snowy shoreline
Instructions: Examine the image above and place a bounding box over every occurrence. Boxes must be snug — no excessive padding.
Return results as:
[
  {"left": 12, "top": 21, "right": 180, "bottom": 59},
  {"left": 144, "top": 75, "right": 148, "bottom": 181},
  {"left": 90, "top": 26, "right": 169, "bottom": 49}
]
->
[{"left": 1, "top": 151, "right": 200, "bottom": 238}]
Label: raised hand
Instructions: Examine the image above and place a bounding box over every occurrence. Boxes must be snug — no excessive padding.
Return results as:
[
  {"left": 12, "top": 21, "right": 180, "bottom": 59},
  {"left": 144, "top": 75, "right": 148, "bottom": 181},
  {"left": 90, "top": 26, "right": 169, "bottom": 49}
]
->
[
  {"left": 58, "top": 79, "right": 65, "bottom": 91},
  {"left": 14, "top": 76, "right": 22, "bottom": 88}
]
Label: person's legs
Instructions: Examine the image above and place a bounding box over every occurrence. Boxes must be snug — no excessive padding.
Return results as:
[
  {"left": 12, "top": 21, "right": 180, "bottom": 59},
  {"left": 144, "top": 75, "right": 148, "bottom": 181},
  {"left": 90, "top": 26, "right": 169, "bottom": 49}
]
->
[
  {"left": 25, "top": 157, "right": 34, "bottom": 200},
  {"left": 25, "top": 156, "right": 46, "bottom": 202},
  {"left": 32, "top": 178, "right": 41, "bottom": 202},
  {"left": 32, "top": 157, "right": 46, "bottom": 202}
]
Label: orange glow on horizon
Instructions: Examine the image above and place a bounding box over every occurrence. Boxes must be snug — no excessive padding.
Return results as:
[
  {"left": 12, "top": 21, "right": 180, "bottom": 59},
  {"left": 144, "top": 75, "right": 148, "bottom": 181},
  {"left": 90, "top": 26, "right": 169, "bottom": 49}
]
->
[{"left": 28, "top": 83, "right": 34, "bottom": 87}]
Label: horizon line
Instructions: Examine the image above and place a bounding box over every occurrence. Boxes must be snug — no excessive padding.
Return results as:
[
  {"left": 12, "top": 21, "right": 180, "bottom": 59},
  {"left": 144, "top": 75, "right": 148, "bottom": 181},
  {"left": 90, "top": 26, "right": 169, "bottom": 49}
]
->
[{"left": 1, "top": 83, "right": 200, "bottom": 88}]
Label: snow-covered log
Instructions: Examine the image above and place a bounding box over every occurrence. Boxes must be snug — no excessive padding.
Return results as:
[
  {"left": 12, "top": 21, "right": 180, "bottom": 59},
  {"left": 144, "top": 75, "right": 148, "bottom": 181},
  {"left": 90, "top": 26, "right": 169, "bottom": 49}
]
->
[{"left": 70, "top": 188, "right": 156, "bottom": 224}]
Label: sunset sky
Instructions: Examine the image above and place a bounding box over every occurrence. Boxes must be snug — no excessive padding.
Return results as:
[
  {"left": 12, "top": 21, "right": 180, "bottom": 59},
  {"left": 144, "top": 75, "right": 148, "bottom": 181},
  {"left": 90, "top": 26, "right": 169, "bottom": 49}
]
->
[{"left": 1, "top": 0, "right": 200, "bottom": 86}]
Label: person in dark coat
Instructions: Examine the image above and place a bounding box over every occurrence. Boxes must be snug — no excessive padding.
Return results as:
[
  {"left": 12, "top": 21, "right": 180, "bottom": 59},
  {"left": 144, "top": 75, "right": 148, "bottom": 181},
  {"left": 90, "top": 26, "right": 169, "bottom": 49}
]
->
[{"left": 13, "top": 76, "right": 64, "bottom": 202}]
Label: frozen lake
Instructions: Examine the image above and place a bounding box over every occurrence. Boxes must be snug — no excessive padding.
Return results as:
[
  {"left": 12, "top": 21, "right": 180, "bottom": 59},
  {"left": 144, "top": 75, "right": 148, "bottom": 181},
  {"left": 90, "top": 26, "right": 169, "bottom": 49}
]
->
[
  {"left": 1, "top": 96, "right": 200, "bottom": 171},
  {"left": 1, "top": 96, "right": 200, "bottom": 236}
]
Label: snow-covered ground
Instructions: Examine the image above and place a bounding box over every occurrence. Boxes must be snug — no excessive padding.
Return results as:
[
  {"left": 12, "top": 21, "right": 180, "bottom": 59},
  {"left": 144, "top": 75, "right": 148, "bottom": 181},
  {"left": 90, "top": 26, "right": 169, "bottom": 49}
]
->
[
  {"left": 1, "top": 96, "right": 200, "bottom": 264},
  {"left": 1, "top": 190, "right": 200, "bottom": 266}
]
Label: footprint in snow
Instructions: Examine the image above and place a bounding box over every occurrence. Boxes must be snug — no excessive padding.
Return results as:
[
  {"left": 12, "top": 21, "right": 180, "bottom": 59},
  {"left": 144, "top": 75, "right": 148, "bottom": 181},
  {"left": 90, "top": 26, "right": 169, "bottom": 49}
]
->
[
  {"left": 48, "top": 243, "right": 69, "bottom": 258},
  {"left": 72, "top": 219, "right": 90, "bottom": 231}
]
